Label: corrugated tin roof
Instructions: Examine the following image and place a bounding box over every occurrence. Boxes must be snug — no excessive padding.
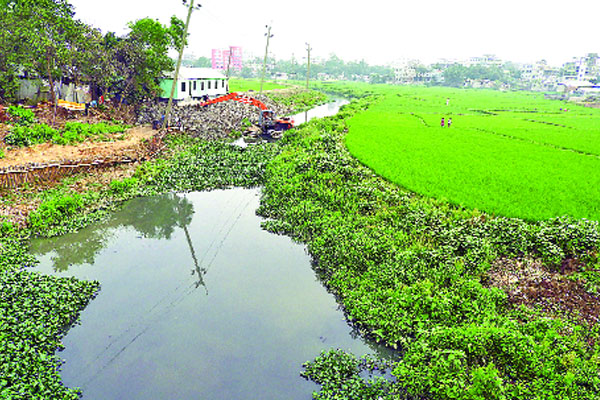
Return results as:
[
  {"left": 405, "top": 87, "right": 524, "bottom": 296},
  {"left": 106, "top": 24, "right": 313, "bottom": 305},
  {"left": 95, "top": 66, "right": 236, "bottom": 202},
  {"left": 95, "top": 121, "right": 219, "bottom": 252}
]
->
[{"left": 165, "top": 67, "right": 227, "bottom": 80}]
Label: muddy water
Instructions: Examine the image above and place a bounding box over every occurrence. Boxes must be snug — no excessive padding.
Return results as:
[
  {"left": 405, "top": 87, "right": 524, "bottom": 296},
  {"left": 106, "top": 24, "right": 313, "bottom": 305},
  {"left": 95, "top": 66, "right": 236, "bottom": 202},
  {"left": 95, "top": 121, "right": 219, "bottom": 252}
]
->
[
  {"left": 30, "top": 188, "right": 389, "bottom": 399},
  {"left": 290, "top": 98, "right": 350, "bottom": 125}
]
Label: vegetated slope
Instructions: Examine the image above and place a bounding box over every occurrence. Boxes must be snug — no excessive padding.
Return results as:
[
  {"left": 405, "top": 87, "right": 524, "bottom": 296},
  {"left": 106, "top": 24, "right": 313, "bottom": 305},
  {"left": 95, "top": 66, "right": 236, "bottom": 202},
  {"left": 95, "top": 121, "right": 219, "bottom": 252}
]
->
[
  {"left": 344, "top": 85, "right": 600, "bottom": 221},
  {"left": 257, "top": 95, "right": 600, "bottom": 399}
]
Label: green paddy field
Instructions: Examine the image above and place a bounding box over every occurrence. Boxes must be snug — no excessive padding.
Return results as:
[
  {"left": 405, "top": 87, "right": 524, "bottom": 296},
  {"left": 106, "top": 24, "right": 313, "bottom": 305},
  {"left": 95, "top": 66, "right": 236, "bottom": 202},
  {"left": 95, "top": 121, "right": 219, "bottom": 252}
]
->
[{"left": 340, "top": 85, "right": 600, "bottom": 221}]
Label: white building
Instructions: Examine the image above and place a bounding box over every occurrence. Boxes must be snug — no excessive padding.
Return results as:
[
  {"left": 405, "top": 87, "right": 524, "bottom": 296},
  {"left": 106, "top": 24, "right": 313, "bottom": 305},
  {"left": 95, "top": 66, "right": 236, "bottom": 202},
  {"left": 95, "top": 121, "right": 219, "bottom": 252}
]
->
[{"left": 159, "top": 68, "right": 228, "bottom": 101}]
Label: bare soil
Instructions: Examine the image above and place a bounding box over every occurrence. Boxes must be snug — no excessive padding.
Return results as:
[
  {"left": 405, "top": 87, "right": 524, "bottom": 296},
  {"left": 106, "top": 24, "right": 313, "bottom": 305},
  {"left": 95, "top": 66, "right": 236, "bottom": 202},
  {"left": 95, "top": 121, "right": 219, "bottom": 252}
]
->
[
  {"left": 0, "top": 126, "right": 155, "bottom": 168},
  {"left": 0, "top": 103, "right": 149, "bottom": 226},
  {"left": 487, "top": 257, "right": 600, "bottom": 327}
]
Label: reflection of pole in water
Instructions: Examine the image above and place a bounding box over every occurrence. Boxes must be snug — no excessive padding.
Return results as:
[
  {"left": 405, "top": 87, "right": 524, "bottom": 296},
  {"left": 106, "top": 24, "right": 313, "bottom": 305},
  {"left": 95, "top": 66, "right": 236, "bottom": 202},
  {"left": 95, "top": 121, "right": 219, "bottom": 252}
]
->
[
  {"left": 174, "top": 193, "right": 208, "bottom": 295},
  {"left": 304, "top": 110, "right": 308, "bottom": 124},
  {"left": 183, "top": 224, "right": 208, "bottom": 295}
]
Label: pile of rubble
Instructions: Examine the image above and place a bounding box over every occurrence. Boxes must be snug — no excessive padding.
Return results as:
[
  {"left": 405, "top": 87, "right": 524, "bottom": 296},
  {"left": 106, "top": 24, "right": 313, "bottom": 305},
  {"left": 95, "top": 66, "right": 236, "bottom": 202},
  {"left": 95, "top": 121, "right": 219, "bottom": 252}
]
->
[{"left": 136, "top": 94, "right": 294, "bottom": 140}]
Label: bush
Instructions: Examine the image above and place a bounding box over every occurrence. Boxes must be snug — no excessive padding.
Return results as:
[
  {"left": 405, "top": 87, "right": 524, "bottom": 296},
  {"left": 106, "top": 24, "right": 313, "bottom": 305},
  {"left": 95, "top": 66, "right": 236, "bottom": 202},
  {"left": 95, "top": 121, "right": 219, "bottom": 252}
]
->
[
  {"left": 28, "top": 192, "right": 84, "bottom": 233},
  {"left": 109, "top": 177, "right": 139, "bottom": 196},
  {"left": 7, "top": 105, "right": 36, "bottom": 125},
  {"left": 5, "top": 124, "right": 57, "bottom": 147}
]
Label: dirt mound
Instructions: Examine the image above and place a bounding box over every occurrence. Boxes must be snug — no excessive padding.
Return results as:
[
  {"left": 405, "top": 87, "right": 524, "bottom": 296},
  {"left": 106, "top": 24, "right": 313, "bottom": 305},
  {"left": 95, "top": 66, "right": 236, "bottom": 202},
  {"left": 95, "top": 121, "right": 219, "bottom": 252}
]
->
[{"left": 0, "top": 126, "right": 156, "bottom": 169}]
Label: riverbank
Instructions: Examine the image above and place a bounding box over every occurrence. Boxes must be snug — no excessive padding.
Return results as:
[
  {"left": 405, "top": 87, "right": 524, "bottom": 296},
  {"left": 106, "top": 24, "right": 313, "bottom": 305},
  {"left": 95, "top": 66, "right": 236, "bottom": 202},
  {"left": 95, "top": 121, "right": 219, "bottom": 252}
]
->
[
  {"left": 2, "top": 84, "right": 599, "bottom": 399},
  {"left": 257, "top": 90, "right": 600, "bottom": 399},
  {"left": 0, "top": 88, "right": 327, "bottom": 399}
]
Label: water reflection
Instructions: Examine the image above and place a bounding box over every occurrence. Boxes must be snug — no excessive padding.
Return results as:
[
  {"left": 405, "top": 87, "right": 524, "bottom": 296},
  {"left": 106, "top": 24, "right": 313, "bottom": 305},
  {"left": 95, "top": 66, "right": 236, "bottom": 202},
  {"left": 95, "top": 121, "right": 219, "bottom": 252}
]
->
[
  {"left": 30, "top": 193, "right": 195, "bottom": 272},
  {"left": 30, "top": 188, "right": 395, "bottom": 399}
]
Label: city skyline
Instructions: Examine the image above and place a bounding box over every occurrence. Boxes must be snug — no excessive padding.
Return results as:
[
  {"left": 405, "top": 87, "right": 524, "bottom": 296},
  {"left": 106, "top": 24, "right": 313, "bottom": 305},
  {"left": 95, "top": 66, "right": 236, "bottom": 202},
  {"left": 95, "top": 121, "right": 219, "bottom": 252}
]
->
[{"left": 67, "top": 0, "right": 600, "bottom": 68}]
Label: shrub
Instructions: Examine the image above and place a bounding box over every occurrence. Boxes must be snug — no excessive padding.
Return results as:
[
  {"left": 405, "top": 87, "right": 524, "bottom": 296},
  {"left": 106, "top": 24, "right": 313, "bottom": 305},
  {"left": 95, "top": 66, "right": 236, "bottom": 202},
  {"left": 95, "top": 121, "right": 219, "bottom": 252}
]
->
[
  {"left": 7, "top": 105, "right": 36, "bottom": 125},
  {"left": 5, "top": 124, "right": 57, "bottom": 147},
  {"left": 28, "top": 192, "right": 84, "bottom": 232},
  {"left": 109, "top": 177, "right": 139, "bottom": 196}
]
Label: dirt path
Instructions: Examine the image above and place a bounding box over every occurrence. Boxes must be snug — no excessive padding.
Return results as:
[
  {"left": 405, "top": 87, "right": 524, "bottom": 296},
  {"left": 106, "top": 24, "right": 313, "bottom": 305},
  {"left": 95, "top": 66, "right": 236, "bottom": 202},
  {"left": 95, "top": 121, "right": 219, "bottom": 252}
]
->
[{"left": 0, "top": 126, "right": 156, "bottom": 168}]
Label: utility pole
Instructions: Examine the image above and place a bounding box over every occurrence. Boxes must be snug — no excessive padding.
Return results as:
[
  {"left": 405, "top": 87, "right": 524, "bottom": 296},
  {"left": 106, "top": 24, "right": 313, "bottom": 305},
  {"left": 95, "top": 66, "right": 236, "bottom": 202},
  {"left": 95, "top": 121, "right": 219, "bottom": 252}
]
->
[
  {"left": 225, "top": 47, "right": 233, "bottom": 79},
  {"left": 162, "top": 0, "right": 201, "bottom": 130},
  {"left": 305, "top": 42, "right": 312, "bottom": 89},
  {"left": 259, "top": 24, "right": 273, "bottom": 96}
]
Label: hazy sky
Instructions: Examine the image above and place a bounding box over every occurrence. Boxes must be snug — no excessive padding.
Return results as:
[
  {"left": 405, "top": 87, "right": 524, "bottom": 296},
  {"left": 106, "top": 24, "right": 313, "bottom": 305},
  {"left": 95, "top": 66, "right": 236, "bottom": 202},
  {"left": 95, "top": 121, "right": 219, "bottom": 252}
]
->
[{"left": 68, "top": 0, "right": 600, "bottom": 66}]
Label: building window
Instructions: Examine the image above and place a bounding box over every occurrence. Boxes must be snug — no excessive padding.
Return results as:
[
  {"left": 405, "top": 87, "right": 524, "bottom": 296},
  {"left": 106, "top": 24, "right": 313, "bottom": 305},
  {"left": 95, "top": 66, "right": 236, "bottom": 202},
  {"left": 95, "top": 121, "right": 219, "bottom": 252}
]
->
[
  {"left": 208, "top": 81, "right": 211, "bottom": 89},
  {"left": 181, "top": 82, "right": 186, "bottom": 92},
  {"left": 201, "top": 81, "right": 204, "bottom": 91},
  {"left": 222, "top": 80, "right": 225, "bottom": 88},
  {"left": 193, "top": 81, "right": 197, "bottom": 91}
]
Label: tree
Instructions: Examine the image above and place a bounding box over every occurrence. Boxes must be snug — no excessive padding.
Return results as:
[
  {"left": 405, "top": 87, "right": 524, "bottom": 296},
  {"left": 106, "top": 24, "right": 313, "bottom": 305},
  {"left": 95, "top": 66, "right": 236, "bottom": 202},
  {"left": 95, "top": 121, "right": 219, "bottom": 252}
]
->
[
  {"left": 1, "top": 0, "right": 83, "bottom": 107},
  {"left": 111, "top": 16, "right": 184, "bottom": 105},
  {"left": 182, "top": 56, "right": 211, "bottom": 68},
  {"left": 0, "top": 2, "right": 23, "bottom": 102},
  {"left": 6, "top": 0, "right": 82, "bottom": 112},
  {"left": 443, "top": 65, "right": 468, "bottom": 87}
]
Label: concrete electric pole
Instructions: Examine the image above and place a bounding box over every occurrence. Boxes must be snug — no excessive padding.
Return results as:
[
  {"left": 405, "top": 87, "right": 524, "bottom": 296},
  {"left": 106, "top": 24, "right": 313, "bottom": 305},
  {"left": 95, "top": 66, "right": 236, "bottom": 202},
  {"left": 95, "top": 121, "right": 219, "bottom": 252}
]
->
[
  {"left": 259, "top": 24, "right": 273, "bottom": 96},
  {"left": 305, "top": 42, "right": 312, "bottom": 89},
  {"left": 162, "top": 0, "right": 200, "bottom": 130}
]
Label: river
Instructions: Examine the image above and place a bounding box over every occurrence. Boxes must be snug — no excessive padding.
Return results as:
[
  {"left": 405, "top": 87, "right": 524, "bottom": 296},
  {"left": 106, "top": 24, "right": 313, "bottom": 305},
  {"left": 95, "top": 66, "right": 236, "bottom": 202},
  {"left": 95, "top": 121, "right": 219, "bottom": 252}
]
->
[{"left": 28, "top": 98, "right": 393, "bottom": 399}]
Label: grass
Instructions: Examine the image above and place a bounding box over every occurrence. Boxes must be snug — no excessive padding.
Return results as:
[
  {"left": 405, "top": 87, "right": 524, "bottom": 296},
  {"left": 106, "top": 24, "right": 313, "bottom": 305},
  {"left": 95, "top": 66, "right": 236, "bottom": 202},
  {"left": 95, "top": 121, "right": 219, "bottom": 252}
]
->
[
  {"left": 3, "top": 86, "right": 600, "bottom": 399},
  {"left": 228, "top": 78, "right": 290, "bottom": 92},
  {"left": 257, "top": 94, "right": 600, "bottom": 399},
  {"left": 339, "top": 83, "right": 600, "bottom": 221}
]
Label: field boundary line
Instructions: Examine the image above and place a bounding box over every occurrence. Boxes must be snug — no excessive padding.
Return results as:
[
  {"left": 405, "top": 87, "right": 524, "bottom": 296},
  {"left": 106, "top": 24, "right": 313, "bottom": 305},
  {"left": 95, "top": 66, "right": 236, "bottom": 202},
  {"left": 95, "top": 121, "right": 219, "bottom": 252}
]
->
[{"left": 473, "top": 127, "right": 600, "bottom": 160}]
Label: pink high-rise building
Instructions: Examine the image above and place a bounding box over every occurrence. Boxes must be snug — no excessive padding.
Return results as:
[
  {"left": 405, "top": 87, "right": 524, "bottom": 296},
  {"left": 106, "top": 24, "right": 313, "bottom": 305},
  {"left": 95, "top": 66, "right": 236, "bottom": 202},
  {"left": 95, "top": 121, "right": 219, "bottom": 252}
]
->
[{"left": 211, "top": 46, "right": 243, "bottom": 72}]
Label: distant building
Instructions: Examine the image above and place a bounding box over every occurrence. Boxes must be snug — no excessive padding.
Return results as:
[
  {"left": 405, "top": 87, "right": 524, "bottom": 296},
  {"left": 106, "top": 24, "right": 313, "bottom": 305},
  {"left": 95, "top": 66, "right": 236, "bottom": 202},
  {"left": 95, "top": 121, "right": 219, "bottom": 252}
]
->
[
  {"left": 211, "top": 46, "right": 243, "bottom": 72},
  {"left": 464, "top": 54, "right": 502, "bottom": 67},
  {"left": 392, "top": 59, "right": 418, "bottom": 84},
  {"left": 159, "top": 68, "right": 228, "bottom": 101},
  {"left": 520, "top": 60, "right": 560, "bottom": 91}
]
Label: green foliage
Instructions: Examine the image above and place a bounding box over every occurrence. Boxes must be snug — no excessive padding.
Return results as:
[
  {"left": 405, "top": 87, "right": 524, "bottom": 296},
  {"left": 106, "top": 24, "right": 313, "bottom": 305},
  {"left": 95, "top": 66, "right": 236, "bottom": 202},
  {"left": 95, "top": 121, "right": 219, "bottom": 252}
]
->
[
  {"left": 228, "top": 78, "right": 289, "bottom": 92},
  {"left": 265, "top": 89, "right": 329, "bottom": 113},
  {"left": 112, "top": 16, "right": 185, "bottom": 103},
  {"left": 4, "top": 122, "right": 128, "bottom": 147},
  {"left": 0, "top": 232, "right": 99, "bottom": 399},
  {"left": 7, "top": 105, "right": 36, "bottom": 125},
  {"left": 109, "top": 177, "right": 139, "bottom": 196},
  {"left": 144, "top": 140, "right": 280, "bottom": 193},
  {"left": 256, "top": 90, "right": 600, "bottom": 399},
  {"left": 2, "top": 0, "right": 80, "bottom": 104},
  {"left": 5, "top": 123, "right": 56, "bottom": 147},
  {"left": 301, "top": 350, "right": 397, "bottom": 400},
  {"left": 52, "top": 122, "right": 128, "bottom": 145},
  {"left": 28, "top": 192, "right": 83, "bottom": 233}
]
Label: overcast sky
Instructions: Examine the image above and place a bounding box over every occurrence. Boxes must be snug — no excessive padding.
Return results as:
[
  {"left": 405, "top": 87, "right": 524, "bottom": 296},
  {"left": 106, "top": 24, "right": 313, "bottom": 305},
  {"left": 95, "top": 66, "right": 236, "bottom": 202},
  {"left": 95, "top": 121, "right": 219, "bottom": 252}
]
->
[{"left": 68, "top": 0, "right": 600, "bottom": 66}]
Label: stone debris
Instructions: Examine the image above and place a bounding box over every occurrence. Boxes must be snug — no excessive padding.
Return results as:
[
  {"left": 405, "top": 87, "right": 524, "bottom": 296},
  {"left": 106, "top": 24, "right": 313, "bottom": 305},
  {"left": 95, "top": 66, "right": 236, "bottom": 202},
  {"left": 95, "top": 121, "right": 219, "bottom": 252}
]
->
[{"left": 136, "top": 93, "right": 294, "bottom": 140}]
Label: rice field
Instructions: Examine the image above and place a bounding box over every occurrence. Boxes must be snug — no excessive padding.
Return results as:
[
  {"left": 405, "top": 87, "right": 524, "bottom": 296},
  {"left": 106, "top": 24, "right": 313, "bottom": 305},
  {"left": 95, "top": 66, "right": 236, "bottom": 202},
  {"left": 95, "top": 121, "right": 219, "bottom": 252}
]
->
[
  {"left": 344, "top": 85, "right": 600, "bottom": 221},
  {"left": 228, "top": 78, "right": 289, "bottom": 92}
]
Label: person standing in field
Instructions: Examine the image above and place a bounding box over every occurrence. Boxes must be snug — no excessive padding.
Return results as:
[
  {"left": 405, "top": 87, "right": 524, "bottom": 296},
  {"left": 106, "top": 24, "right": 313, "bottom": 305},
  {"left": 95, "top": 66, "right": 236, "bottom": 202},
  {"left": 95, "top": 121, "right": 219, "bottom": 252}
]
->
[
  {"left": 447, "top": 118, "right": 452, "bottom": 127},
  {"left": 440, "top": 117, "right": 445, "bottom": 127},
  {"left": 446, "top": 98, "right": 450, "bottom": 106}
]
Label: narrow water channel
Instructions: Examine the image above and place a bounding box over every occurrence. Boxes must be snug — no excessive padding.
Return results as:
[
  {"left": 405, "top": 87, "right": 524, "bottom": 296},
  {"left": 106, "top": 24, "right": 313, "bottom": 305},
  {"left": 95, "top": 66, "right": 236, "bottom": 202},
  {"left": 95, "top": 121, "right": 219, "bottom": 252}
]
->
[
  {"left": 233, "top": 98, "right": 350, "bottom": 147},
  {"left": 290, "top": 98, "right": 350, "bottom": 125},
  {"left": 30, "top": 188, "right": 389, "bottom": 399}
]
